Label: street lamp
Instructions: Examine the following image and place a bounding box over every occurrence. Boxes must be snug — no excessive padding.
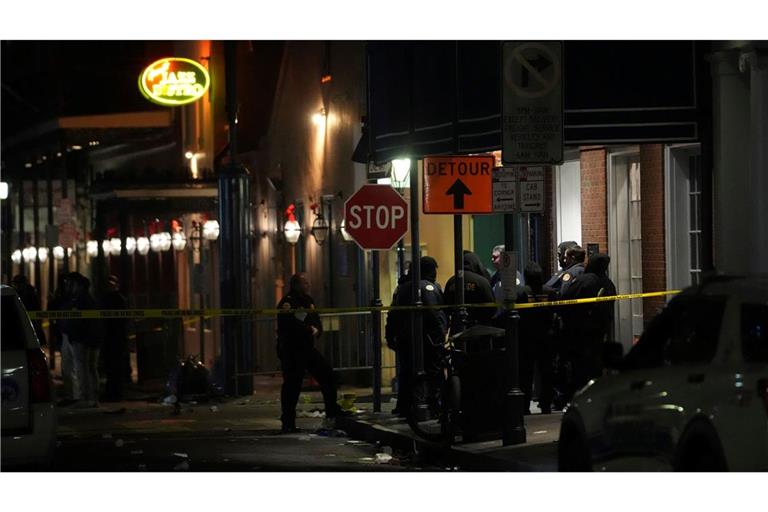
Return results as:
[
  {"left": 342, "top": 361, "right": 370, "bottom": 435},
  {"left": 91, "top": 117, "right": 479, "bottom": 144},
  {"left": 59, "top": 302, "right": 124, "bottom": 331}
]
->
[
  {"left": 87, "top": 240, "right": 98, "bottom": 257},
  {"left": 283, "top": 204, "right": 301, "bottom": 245},
  {"left": 102, "top": 240, "right": 111, "bottom": 256},
  {"left": 53, "top": 246, "right": 65, "bottom": 260},
  {"left": 310, "top": 210, "right": 330, "bottom": 246},
  {"left": 109, "top": 237, "right": 122, "bottom": 256},
  {"left": 11, "top": 249, "right": 22, "bottom": 264},
  {"left": 172, "top": 232, "right": 187, "bottom": 251},
  {"left": 391, "top": 158, "right": 411, "bottom": 188},
  {"left": 22, "top": 247, "right": 36, "bottom": 263},
  {"left": 202, "top": 220, "right": 220, "bottom": 241},
  {"left": 125, "top": 237, "right": 137, "bottom": 255},
  {"left": 137, "top": 236, "right": 150, "bottom": 255},
  {"left": 37, "top": 247, "right": 48, "bottom": 263}
]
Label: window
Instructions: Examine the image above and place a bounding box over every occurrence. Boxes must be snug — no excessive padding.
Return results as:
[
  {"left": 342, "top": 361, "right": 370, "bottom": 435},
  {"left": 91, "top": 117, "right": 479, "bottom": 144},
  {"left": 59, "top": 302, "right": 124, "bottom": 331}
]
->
[
  {"left": 742, "top": 303, "right": 768, "bottom": 363},
  {"left": 626, "top": 295, "right": 726, "bottom": 368}
]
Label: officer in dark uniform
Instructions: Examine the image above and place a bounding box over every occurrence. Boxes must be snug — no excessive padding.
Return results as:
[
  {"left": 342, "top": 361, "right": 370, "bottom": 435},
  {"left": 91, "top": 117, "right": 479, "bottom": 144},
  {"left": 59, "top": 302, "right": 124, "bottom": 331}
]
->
[
  {"left": 444, "top": 251, "right": 495, "bottom": 329},
  {"left": 276, "top": 272, "right": 344, "bottom": 433},
  {"left": 543, "top": 241, "right": 578, "bottom": 295},
  {"left": 558, "top": 245, "right": 587, "bottom": 298},
  {"left": 385, "top": 257, "right": 447, "bottom": 417},
  {"left": 561, "top": 253, "right": 617, "bottom": 395},
  {"left": 517, "top": 262, "right": 556, "bottom": 414}
]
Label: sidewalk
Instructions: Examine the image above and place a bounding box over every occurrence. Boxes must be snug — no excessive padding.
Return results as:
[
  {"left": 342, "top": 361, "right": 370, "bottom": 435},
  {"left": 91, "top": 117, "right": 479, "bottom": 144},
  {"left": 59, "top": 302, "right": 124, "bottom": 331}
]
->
[
  {"left": 53, "top": 373, "right": 561, "bottom": 471},
  {"left": 337, "top": 399, "right": 561, "bottom": 471}
]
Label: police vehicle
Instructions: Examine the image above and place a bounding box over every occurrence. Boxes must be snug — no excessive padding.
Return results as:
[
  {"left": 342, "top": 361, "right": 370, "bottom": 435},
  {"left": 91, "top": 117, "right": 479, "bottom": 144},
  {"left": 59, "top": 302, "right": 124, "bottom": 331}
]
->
[
  {"left": 558, "top": 275, "right": 768, "bottom": 471},
  {"left": 1, "top": 285, "right": 56, "bottom": 469}
]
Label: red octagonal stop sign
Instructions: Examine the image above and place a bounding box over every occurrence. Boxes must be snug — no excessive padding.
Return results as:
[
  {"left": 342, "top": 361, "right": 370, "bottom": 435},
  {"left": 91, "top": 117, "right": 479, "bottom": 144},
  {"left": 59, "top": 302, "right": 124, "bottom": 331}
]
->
[{"left": 344, "top": 184, "right": 409, "bottom": 250}]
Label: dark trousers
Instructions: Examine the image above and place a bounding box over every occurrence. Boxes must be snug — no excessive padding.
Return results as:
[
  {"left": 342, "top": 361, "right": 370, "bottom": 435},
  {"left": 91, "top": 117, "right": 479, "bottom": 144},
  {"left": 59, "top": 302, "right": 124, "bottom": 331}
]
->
[
  {"left": 520, "top": 334, "right": 554, "bottom": 412},
  {"left": 279, "top": 345, "right": 340, "bottom": 426}
]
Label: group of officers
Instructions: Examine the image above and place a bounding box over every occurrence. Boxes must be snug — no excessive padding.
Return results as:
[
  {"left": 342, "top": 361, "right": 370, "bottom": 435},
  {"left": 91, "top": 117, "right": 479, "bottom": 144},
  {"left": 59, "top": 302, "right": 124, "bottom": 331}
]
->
[
  {"left": 274, "top": 241, "right": 617, "bottom": 432},
  {"left": 384, "top": 241, "right": 617, "bottom": 417}
]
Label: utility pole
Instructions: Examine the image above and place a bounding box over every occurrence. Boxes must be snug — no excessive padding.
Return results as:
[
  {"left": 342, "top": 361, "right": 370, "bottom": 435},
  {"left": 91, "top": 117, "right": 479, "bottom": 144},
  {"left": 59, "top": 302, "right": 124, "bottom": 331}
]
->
[
  {"left": 502, "top": 214, "right": 526, "bottom": 445},
  {"left": 218, "top": 41, "right": 253, "bottom": 396}
]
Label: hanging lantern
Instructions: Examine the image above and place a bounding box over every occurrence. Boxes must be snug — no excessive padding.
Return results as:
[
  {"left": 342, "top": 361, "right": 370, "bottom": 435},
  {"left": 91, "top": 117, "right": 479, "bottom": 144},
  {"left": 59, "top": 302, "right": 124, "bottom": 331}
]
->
[
  {"left": 172, "top": 232, "right": 187, "bottom": 251},
  {"left": 202, "top": 220, "right": 220, "bottom": 241},
  {"left": 283, "top": 204, "right": 301, "bottom": 245},
  {"left": 137, "top": 236, "right": 150, "bottom": 255}
]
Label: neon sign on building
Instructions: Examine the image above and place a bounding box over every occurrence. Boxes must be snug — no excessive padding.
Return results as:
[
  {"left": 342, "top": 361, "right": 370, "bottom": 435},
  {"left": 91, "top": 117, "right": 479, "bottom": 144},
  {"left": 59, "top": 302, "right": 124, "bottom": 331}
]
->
[{"left": 139, "top": 57, "right": 210, "bottom": 106}]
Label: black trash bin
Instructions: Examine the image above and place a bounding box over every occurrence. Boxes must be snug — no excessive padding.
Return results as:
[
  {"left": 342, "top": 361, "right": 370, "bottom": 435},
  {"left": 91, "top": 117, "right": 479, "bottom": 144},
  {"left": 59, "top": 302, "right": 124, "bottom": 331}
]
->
[{"left": 449, "top": 324, "right": 508, "bottom": 441}]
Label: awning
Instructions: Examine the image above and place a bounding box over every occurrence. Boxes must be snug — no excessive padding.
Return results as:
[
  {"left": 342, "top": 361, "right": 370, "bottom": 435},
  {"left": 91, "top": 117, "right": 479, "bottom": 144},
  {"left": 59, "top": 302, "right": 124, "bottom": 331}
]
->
[{"left": 354, "top": 41, "right": 702, "bottom": 165}]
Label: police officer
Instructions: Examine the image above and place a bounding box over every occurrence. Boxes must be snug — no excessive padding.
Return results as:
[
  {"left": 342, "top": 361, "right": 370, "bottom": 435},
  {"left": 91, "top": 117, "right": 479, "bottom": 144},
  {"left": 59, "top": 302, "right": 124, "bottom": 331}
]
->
[
  {"left": 385, "top": 257, "right": 447, "bottom": 418},
  {"left": 543, "top": 241, "right": 578, "bottom": 295},
  {"left": 276, "top": 273, "right": 344, "bottom": 433},
  {"left": 558, "top": 245, "right": 586, "bottom": 298},
  {"left": 444, "top": 251, "right": 495, "bottom": 328},
  {"left": 561, "top": 253, "right": 617, "bottom": 394},
  {"left": 517, "top": 262, "right": 556, "bottom": 414}
]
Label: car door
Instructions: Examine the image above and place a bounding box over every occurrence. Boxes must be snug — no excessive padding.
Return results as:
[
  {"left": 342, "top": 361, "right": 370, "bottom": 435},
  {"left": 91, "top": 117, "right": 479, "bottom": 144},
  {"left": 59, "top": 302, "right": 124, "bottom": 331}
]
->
[{"left": 1, "top": 293, "right": 33, "bottom": 434}]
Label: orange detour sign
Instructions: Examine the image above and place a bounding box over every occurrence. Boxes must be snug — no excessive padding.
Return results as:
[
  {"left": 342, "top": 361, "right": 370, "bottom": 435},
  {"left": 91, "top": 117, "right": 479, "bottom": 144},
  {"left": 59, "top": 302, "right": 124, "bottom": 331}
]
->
[{"left": 422, "top": 155, "right": 495, "bottom": 214}]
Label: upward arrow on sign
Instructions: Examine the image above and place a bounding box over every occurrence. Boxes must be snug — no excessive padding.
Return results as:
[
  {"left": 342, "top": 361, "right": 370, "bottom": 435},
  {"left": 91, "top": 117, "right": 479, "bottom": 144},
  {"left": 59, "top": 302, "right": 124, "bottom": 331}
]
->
[{"left": 446, "top": 179, "right": 472, "bottom": 209}]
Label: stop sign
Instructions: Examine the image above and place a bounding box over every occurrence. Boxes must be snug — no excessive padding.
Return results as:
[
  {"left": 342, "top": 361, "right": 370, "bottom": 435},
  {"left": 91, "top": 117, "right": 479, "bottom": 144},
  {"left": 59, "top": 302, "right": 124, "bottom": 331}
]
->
[{"left": 344, "top": 184, "right": 409, "bottom": 250}]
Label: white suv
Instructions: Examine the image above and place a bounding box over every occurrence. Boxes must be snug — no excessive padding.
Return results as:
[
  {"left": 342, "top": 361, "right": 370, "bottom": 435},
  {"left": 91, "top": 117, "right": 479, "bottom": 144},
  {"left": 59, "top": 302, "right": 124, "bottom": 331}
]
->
[
  {"left": 558, "top": 275, "right": 768, "bottom": 471},
  {"left": 1, "top": 285, "right": 56, "bottom": 469}
]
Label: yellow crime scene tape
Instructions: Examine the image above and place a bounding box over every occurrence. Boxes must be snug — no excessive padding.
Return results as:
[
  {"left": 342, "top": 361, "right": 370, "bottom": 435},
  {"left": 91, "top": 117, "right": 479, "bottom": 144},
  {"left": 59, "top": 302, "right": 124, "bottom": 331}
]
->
[{"left": 28, "top": 289, "right": 681, "bottom": 321}]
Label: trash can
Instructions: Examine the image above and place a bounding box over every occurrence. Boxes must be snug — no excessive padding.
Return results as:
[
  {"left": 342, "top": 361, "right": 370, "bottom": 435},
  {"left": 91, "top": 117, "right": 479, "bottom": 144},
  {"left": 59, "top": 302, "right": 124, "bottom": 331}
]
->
[{"left": 449, "top": 324, "right": 508, "bottom": 441}]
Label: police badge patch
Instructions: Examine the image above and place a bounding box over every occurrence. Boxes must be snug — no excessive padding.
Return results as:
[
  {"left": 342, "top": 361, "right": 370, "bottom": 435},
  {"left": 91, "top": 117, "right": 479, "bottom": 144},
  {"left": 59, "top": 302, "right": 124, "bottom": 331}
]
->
[{"left": 562, "top": 273, "right": 571, "bottom": 282}]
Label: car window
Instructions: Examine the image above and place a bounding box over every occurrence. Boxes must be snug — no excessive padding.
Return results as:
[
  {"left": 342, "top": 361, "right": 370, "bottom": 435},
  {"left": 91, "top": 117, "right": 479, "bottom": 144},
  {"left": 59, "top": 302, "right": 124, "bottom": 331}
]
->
[
  {"left": 625, "top": 296, "right": 726, "bottom": 368},
  {"left": 741, "top": 303, "right": 768, "bottom": 363},
  {"left": 1, "top": 295, "right": 28, "bottom": 351}
]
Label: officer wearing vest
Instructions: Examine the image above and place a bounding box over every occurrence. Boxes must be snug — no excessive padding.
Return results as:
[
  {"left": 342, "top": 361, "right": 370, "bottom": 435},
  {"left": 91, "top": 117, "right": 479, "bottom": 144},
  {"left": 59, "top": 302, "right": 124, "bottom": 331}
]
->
[
  {"left": 543, "top": 241, "right": 579, "bottom": 295},
  {"left": 558, "top": 245, "right": 587, "bottom": 298},
  {"left": 385, "top": 256, "right": 448, "bottom": 417}
]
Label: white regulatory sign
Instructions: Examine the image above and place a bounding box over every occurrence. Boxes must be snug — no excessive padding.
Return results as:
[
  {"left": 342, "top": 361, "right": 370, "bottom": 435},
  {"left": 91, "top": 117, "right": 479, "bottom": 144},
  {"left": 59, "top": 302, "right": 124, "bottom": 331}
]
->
[
  {"left": 502, "top": 41, "right": 563, "bottom": 165},
  {"left": 492, "top": 166, "right": 546, "bottom": 213},
  {"left": 492, "top": 167, "right": 517, "bottom": 213}
]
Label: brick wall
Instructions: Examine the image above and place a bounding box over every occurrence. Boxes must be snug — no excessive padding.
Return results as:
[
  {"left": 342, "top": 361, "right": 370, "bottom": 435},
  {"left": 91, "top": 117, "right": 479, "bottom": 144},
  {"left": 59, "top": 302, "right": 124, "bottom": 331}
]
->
[
  {"left": 640, "top": 144, "right": 666, "bottom": 322},
  {"left": 580, "top": 147, "right": 608, "bottom": 253}
]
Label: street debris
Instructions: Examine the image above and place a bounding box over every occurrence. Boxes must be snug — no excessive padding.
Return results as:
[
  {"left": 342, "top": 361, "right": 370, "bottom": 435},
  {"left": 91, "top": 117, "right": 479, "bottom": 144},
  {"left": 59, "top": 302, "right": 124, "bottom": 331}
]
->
[
  {"left": 316, "top": 428, "right": 348, "bottom": 438},
  {"left": 173, "top": 452, "right": 189, "bottom": 458},
  {"left": 162, "top": 395, "right": 178, "bottom": 405},
  {"left": 115, "top": 439, "right": 125, "bottom": 448},
  {"left": 358, "top": 457, "right": 375, "bottom": 463},
  {"left": 236, "top": 399, "right": 250, "bottom": 405},
  {"left": 209, "top": 405, "right": 219, "bottom": 412},
  {"left": 533, "top": 430, "right": 548, "bottom": 435},
  {"left": 375, "top": 453, "right": 393, "bottom": 464}
]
